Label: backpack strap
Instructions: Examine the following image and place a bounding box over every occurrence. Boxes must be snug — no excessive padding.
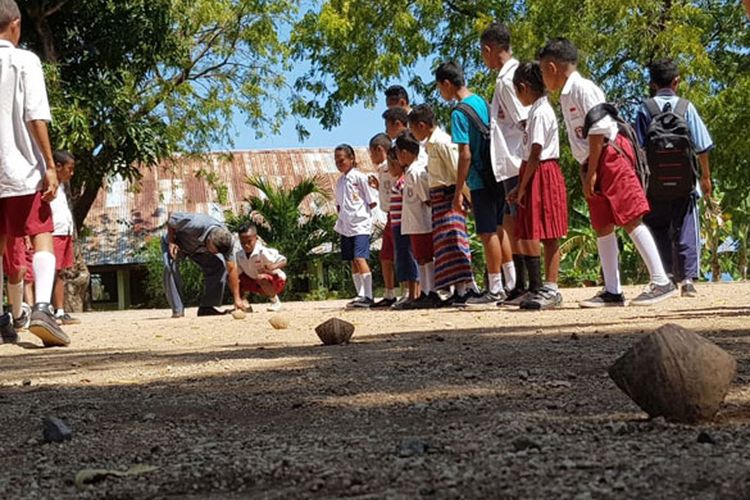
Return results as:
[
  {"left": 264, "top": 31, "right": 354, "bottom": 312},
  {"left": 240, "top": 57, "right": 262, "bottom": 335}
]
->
[
  {"left": 644, "top": 98, "right": 662, "bottom": 118},
  {"left": 455, "top": 101, "right": 490, "bottom": 136},
  {"left": 583, "top": 103, "right": 618, "bottom": 138},
  {"left": 674, "top": 98, "right": 690, "bottom": 118}
]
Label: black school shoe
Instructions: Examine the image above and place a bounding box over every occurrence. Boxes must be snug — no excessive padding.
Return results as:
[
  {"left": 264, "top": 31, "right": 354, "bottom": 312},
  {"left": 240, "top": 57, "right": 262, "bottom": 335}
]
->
[
  {"left": 520, "top": 287, "right": 563, "bottom": 310},
  {"left": 197, "top": 306, "right": 228, "bottom": 317},
  {"left": 371, "top": 297, "right": 398, "bottom": 309},
  {"left": 28, "top": 303, "right": 70, "bottom": 347},
  {"left": 579, "top": 290, "right": 626, "bottom": 309},
  {"left": 1, "top": 313, "right": 19, "bottom": 344}
]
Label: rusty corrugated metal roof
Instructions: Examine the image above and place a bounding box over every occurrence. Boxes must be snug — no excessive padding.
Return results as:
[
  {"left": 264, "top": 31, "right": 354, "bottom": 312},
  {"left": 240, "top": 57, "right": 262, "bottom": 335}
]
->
[{"left": 81, "top": 147, "right": 377, "bottom": 267}]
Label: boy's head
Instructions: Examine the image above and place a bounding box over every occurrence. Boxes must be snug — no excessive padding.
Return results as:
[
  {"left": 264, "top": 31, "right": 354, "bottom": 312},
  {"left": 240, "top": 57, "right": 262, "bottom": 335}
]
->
[
  {"left": 238, "top": 221, "right": 259, "bottom": 255},
  {"left": 385, "top": 85, "right": 410, "bottom": 110},
  {"left": 538, "top": 38, "right": 578, "bottom": 92},
  {"left": 206, "top": 227, "right": 233, "bottom": 256},
  {"left": 648, "top": 58, "right": 680, "bottom": 92},
  {"left": 368, "top": 133, "right": 391, "bottom": 165},
  {"left": 394, "top": 130, "right": 420, "bottom": 167},
  {"left": 382, "top": 107, "right": 409, "bottom": 140},
  {"left": 512, "top": 61, "right": 546, "bottom": 106},
  {"left": 434, "top": 62, "right": 465, "bottom": 101},
  {"left": 480, "top": 22, "right": 512, "bottom": 70},
  {"left": 408, "top": 104, "right": 435, "bottom": 142},
  {"left": 386, "top": 146, "right": 403, "bottom": 178},
  {"left": 334, "top": 144, "right": 356, "bottom": 174},
  {"left": 53, "top": 150, "right": 75, "bottom": 183},
  {"left": 0, "top": 0, "right": 21, "bottom": 45}
]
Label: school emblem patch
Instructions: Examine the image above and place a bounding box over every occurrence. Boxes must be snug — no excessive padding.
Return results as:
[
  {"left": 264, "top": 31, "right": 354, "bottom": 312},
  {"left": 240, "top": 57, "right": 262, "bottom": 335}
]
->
[{"left": 575, "top": 126, "right": 585, "bottom": 140}]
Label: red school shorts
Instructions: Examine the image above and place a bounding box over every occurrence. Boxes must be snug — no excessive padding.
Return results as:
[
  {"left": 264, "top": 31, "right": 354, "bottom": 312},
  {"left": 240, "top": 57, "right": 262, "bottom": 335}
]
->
[
  {"left": 586, "top": 134, "right": 650, "bottom": 231},
  {"left": 239, "top": 273, "right": 286, "bottom": 296},
  {"left": 53, "top": 236, "right": 74, "bottom": 270},
  {"left": 409, "top": 232, "right": 434, "bottom": 263},
  {"left": 516, "top": 159, "right": 569, "bottom": 241},
  {"left": 0, "top": 191, "right": 54, "bottom": 238},
  {"left": 2, "top": 236, "right": 34, "bottom": 281},
  {"left": 380, "top": 215, "right": 395, "bottom": 262}
]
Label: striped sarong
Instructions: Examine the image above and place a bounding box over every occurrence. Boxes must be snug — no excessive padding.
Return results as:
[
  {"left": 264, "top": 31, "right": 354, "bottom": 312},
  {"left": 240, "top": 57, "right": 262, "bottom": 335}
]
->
[{"left": 431, "top": 185, "right": 473, "bottom": 290}]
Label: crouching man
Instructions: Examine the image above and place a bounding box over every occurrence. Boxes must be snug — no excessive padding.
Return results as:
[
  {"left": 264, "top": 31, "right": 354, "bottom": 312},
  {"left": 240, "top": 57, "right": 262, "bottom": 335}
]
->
[
  {"left": 162, "top": 212, "right": 248, "bottom": 318},
  {"left": 235, "top": 222, "right": 287, "bottom": 312}
]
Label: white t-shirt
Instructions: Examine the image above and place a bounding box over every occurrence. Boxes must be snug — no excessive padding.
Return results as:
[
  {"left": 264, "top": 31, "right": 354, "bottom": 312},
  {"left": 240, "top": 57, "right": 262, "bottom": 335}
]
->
[
  {"left": 401, "top": 156, "right": 431, "bottom": 235},
  {"left": 334, "top": 168, "right": 376, "bottom": 237},
  {"left": 376, "top": 161, "right": 393, "bottom": 213},
  {"left": 490, "top": 58, "right": 529, "bottom": 182},
  {"left": 50, "top": 183, "right": 75, "bottom": 236},
  {"left": 234, "top": 239, "right": 287, "bottom": 281},
  {"left": 559, "top": 71, "right": 618, "bottom": 165},
  {"left": 0, "top": 41, "right": 52, "bottom": 199},
  {"left": 523, "top": 96, "right": 560, "bottom": 162}
]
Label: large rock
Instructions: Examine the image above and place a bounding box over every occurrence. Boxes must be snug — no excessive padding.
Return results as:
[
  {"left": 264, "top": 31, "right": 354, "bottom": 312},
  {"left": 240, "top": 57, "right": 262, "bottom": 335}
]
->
[
  {"left": 315, "top": 318, "right": 354, "bottom": 345},
  {"left": 609, "top": 323, "right": 736, "bottom": 423}
]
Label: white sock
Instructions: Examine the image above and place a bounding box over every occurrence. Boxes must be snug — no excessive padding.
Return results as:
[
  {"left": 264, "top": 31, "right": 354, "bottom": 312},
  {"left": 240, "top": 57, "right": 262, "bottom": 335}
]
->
[
  {"left": 502, "top": 261, "right": 516, "bottom": 291},
  {"left": 455, "top": 282, "right": 468, "bottom": 296},
  {"left": 596, "top": 233, "right": 622, "bottom": 295},
  {"left": 424, "top": 261, "right": 435, "bottom": 294},
  {"left": 8, "top": 282, "right": 23, "bottom": 319},
  {"left": 385, "top": 288, "right": 396, "bottom": 299},
  {"left": 488, "top": 273, "right": 503, "bottom": 294},
  {"left": 33, "top": 251, "right": 56, "bottom": 304},
  {"left": 629, "top": 224, "right": 670, "bottom": 286},
  {"left": 0, "top": 265, "right": 4, "bottom": 315},
  {"left": 544, "top": 282, "right": 559, "bottom": 291},
  {"left": 271, "top": 295, "right": 280, "bottom": 304},
  {"left": 55, "top": 308, "right": 65, "bottom": 318},
  {"left": 362, "top": 273, "right": 373, "bottom": 299},
  {"left": 352, "top": 273, "right": 363, "bottom": 298},
  {"left": 471, "top": 279, "right": 481, "bottom": 294}
]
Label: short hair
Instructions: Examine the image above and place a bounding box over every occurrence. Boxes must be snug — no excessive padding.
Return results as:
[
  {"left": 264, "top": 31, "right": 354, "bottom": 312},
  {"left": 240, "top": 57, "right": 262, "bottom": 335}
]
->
[
  {"left": 480, "top": 22, "right": 511, "bottom": 51},
  {"left": 382, "top": 107, "right": 409, "bottom": 126},
  {"left": 369, "top": 132, "right": 391, "bottom": 151},
  {"left": 334, "top": 143, "right": 356, "bottom": 159},
  {"left": 208, "top": 227, "right": 234, "bottom": 255},
  {"left": 0, "top": 0, "right": 20, "bottom": 30},
  {"left": 513, "top": 62, "right": 546, "bottom": 95},
  {"left": 649, "top": 58, "right": 680, "bottom": 88},
  {"left": 435, "top": 62, "right": 465, "bottom": 87},
  {"left": 53, "top": 150, "right": 75, "bottom": 165},
  {"left": 538, "top": 38, "right": 579, "bottom": 64},
  {"left": 237, "top": 221, "right": 258, "bottom": 236},
  {"left": 408, "top": 104, "right": 435, "bottom": 127},
  {"left": 387, "top": 146, "right": 399, "bottom": 162},
  {"left": 385, "top": 85, "right": 409, "bottom": 104},
  {"left": 394, "top": 130, "right": 420, "bottom": 156}
]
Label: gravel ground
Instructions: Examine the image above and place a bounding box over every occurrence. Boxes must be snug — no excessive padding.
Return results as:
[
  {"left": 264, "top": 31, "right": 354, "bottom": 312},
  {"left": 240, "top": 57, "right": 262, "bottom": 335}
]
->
[{"left": 1, "top": 283, "right": 750, "bottom": 499}]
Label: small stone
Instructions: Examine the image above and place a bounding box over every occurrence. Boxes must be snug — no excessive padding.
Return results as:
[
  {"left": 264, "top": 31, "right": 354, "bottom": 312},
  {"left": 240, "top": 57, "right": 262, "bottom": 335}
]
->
[
  {"left": 231, "top": 310, "right": 247, "bottom": 320},
  {"left": 518, "top": 370, "right": 530, "bottom": 381},
  {"left": 268, "top": 315, "right": 289, "bottom": 330},
  {"left": 397, "top": 437, "right": 428, "bottom": 457},
  {"left": 512, "top": 436, "right": 541, "bottom": 452},
  {"left": 697, "top": 431, "right": 715, "bottom": 444},
  {"left": 570, "top": 332, "right": 580, "bottom": 340},
  {"left": 22, "top": 379, "right": 31, "bottom": 386},
  {"left": 42, "top": 417, "right": 72, "bottom": 443}
]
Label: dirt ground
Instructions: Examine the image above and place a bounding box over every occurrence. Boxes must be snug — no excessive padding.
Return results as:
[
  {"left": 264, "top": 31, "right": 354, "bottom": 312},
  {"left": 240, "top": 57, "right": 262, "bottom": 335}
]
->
[{"left": 2, "top": 283, "right": 750, "bottom": 499}]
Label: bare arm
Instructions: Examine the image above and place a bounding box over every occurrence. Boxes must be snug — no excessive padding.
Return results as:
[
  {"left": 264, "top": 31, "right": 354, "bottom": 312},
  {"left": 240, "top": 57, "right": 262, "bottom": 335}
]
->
[
  {"left": 698, "top": 152, "right": 712, "bottom": 198},
  {"left": 226, "top": 261, "right": 247, "bottom": 310},
  {"left": 453, "top": 144, "right": 471, "bottom": 212},
  {"left": 744, "top": 0, "right": 750, "bottom": 20},
  {"left": 584, "top": 134, "right": 605, "bottom": 200},
  {"left": 27, "top": 120, "right": 58, "bottom": 202},
  {"left": 509, "top": 144, "right": 542, "bottom": 207}
]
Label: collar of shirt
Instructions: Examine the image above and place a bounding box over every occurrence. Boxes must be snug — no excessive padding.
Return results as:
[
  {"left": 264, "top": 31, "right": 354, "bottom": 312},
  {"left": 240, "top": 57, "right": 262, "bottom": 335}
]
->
[
  {"left": 529, "top": 95, "right": 549, "bottom": 115},
  {"left": 561, "top": 70, "right": 582, "bottom": 96},
  {"left": 0, "top": 40, "right": 13, "bottom": 49},
  {"left": 498, "top": 58, "right": 519, "bottom": 80},
  {"left": 655, "top": 88, "right": 677, "bottom": 97}
]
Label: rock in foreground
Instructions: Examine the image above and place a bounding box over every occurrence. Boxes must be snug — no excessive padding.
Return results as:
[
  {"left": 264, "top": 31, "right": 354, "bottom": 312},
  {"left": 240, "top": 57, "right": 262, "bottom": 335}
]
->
[{"left": 315, "top": 318, "right": 354, "bottom": 345}]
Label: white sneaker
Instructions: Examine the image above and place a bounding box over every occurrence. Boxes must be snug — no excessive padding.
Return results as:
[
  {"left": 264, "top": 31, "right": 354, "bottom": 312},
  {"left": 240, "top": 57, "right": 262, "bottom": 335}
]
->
[{"left": 267, "top": 301, "right": 282, "bottom": 312}]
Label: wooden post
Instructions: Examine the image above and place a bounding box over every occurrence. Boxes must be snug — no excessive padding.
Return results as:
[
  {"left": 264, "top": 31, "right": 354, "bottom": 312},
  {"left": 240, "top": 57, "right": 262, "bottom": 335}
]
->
[{"left": 116, "top": 269, "right": 131, "bottom": 310}]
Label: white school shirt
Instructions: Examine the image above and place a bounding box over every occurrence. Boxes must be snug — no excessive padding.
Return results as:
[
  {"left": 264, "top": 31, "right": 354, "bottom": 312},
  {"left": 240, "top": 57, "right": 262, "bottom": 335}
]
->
[
  {"left": 233, "top": 239, "right": 287, "bottom": 281},
  {"left": 401, "top": 153, "right": 431, "bottom": 235},
  {"left": 334, "top": 168, "right": 376, "bottom": 237},
  {"left": 523, "top": 96, "right": 560, "bottom": 162},
  {"left": 0, "top": 40, "right": 52, "bottom": 199},
  {"left": 376, "top": 161, "right": 393, "bottom": 213},
  {"left": 559, "top": 71, "right": 618, "bottom": 165},
  {"left": 490, "top": 58, "right": 529, "bottom": 182},
  {"left": 50, "top": 183, "right": 75, "bottom": 236}
]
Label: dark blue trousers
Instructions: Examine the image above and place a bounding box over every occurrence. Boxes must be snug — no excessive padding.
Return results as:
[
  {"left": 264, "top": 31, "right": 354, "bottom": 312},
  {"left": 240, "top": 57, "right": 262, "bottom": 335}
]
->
[{"left": 644, "top": 193, "right": 700, "bottom": 282}]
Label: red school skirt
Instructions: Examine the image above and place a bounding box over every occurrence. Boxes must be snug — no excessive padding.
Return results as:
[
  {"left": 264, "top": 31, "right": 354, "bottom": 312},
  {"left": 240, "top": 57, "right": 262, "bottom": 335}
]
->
[{"left": 516, "top": 159, "right": 569, "bottom": 241}]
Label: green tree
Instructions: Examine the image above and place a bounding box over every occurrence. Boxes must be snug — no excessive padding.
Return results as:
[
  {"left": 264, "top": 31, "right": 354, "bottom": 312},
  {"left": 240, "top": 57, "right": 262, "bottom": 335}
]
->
[{"left": 225, "top": 176, "right": 337, "bottom": 297}]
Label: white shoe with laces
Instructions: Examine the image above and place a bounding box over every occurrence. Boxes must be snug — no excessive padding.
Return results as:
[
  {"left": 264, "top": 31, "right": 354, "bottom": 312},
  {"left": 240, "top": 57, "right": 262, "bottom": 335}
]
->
[{"left": 267, "top": 300, "right": 282, "bottom": 312}]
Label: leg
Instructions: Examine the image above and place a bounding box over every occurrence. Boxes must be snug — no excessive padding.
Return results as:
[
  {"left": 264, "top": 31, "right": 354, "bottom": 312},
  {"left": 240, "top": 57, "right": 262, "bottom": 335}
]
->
[
  {"left": 643, "top": 200, "right": 674, "bottom": 280},
  {"left": 161, "top": 235, "right": 184, "bottom": 316},
  {"left": 675, "top": 195, "right": 700, "bottom": 283},
  {"left": 191, "top": 252, "right": 227, "bottom": 308},
  {"left": 542, "top": 239, "right": 561, "bottom": 284},
  {"left": 53, "top": 271, "right": 65, "bottom": 311}
]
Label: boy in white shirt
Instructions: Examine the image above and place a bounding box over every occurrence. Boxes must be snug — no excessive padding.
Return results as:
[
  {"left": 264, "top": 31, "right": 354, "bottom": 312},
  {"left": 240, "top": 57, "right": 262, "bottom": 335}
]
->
[
  {"left": 50, "top": 151, "right": 80, "bottom": 325},
  {"left": 0, "top": 1, "right": 69, "bottom": 346},
  {"left": 396, "top": 131, "right": 441, "bottom": 308},
  {"left": 333, "top": 144, "right": 377, "bottom": 308},
  {"left": 481, "top": 22, "right": 530, "bottom": 302},
  {"left": 234, "top": 222, "right": 287, "bottom": 312},
  {"left": 538, "top": 38, "right": 677, "bottom": 307}
]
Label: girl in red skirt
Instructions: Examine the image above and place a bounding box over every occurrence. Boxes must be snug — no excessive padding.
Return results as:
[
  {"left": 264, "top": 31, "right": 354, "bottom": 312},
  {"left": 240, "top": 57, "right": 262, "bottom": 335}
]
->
[{"left": 506, "top": 62, "right": 568, "bottom": 310}]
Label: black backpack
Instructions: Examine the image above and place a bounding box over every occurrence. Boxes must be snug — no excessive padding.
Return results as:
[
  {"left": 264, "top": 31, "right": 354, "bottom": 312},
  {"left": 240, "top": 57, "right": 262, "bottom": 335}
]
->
[
  {"left": 643, "top": 98, "right": 698, "bottom": 200},
  {"left": 583, "top": 103, "right": 650, "bottom": 192},
  {"left": 454, "top": 100, "right": 503, "bottom": 197}
]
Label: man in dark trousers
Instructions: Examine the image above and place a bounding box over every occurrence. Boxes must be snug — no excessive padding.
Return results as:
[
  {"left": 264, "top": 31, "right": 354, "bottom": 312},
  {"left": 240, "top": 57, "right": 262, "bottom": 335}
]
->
[{"left": 162, "top": 212, "right": 248, "bottom": 318}]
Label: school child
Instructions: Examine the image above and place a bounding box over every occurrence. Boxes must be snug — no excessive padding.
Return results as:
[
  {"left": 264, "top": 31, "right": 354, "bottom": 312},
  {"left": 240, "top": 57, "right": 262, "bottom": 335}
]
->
[
  {"left": 333, "top": 144, "right": 377, "bottom": 308},
  {"left": 234, "top": 221, "right": 287, "bottom": 312},
  {"left": 383, "top": 107, "right": 409, "bottom": 141},
  {"left": 408, "top": 104, "right": 474, "bottom": 302},
  {"left": 49, "top": 151, "right": 80, "bottom": 325},
  {"left": 538, "top": 38, "right": 677, "bottom": 307},
  {"left": 367, "top": 133, "right": 398, "bottom": 307},
  {"left": 396, "top": 131, "right": 441, "bottom": 308},
  {"left": 385, "top": 85, "right": 411, "bottom": 112},
  {"left": 435, "top": 61, "right": 506, "bottom": 305},
  {"left": 635, "top": 58, "right": 714, "bottom": 298},
  {"left": 3, "top": 236, "right": 33, "bottom": 329},
  {"left": 387, "top": 147, "right": 420, "bottom": 306},
  {"left": 506, "top": 62, "right": 568, "bottom": 310},
  {"left": 0, "top": 2, "right": 69, "bottom": 346},
  {"left": 480, "top": 21, "right": 530, "bottom": 302}
]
